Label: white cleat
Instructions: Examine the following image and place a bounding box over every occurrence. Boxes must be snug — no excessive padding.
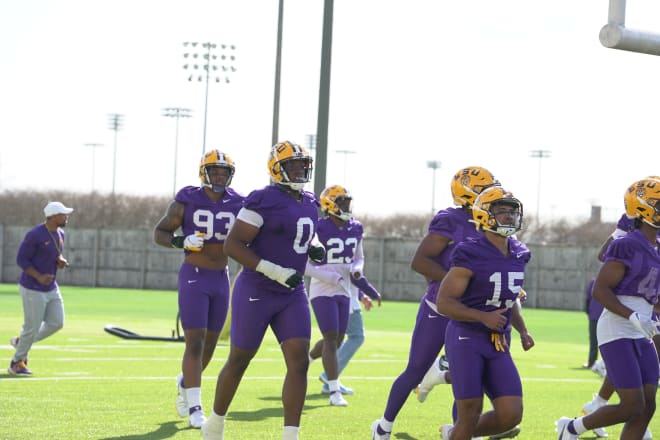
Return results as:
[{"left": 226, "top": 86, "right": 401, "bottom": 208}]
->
[
  {"left": 175, "top": 373, "right": 187, "bottom": 418},
  {"left": 329, "top": 391, "right": 348, "bottom": 407},
  {"left": 371, "top": 419, "right": 390, "bottom": 440},
  {"left": 581, "top": 394, "right": 608, "bottom": 438},
  {"left": 201, "top": 418, "right": 224, "bottom": 440},
  {"left": 488, "top": 425, "right": 521, "bottom": 439},
  {"left": 555, "top": 417, "right": 578, "bottom": 440},
  {"left": 416, "top": 360, "right": 445, "bottom": 403},
  {"left": 189, "top": 409, "right": 207, "bottom": 429}
]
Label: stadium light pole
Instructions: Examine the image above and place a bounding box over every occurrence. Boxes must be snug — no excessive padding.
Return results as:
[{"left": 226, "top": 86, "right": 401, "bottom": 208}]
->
[
  {"left": 162, "top": 107, "right": 193, "bottom": 197},
  {"left": 107, "top": 113, "right": 125, "bottom": 196},
  {"left": 183, "top": 41, "right": 236, "bottom": 156},
  {"left": 335, "top": 149, "right": 355, "bottom": 184},
  {"left": 427, "top": 160, "right": 441, "bottom": 215},
  {"left": 529, "top": 149, "right": 552, "bottom": 223},
  {"left": 84, "top": 143, "right": 104, "bottom": 193}
]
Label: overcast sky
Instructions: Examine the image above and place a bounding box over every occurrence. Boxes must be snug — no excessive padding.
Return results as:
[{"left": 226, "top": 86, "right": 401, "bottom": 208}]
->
[{"left": 1, "top": 1, "right": 659, "bottom": 223}]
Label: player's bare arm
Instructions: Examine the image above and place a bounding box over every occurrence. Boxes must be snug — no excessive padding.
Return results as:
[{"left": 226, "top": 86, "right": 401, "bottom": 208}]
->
[
  {"left": 153, "top": 200, "right": 185, "bottom": 247},
  {"left": 223, "top": 219, "right": 261, "bottom": 270},
  {"left": 410, "top": 233, "right": 451, "bottom": 282}
]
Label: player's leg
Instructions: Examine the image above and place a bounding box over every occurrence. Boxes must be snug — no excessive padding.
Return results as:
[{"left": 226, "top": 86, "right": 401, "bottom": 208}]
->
[{"left": 34, "top": 288, "right": 64, "bottom": 342}]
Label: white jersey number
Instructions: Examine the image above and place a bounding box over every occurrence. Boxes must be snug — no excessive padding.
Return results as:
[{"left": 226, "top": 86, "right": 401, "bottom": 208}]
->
[{"left": 193, "top": 209, "right": 236, "bottom": 240}]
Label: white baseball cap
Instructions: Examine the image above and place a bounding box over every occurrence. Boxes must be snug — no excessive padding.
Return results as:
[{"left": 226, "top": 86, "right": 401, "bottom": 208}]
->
[{"left": 44, "top": 201, "right": 74, "bottom": 217}]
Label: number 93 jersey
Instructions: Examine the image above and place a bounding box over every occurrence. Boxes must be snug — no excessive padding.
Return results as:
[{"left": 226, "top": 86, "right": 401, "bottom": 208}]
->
[{"left": 175, "top": 186, "right": 245, "bottom": 249}]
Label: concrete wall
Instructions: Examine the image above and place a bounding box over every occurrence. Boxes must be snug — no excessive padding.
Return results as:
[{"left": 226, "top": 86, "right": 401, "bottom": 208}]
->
[{"left": 0, "top": 225, "right": 600, "bottom": 311}]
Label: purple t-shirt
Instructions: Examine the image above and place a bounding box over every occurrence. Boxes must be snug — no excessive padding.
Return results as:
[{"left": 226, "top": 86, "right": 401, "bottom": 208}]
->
[
  {"left": 603, "top": 229, "right": 660, "bottom": 305},
  {"left": 315, "top": 217, "right": 364, "bottom": 264},
  {"left": 175, "top": 186, "right": 244, "bottom": 255},
  {"left": 424, "top": 207, "right": 483, "bottom": 303},
  {"left": 238, "top": 185, "right": 320, "bottom": 294},
  {"left": 16, "top": 224, "right": 64, "bottom": 291},
  {"left": 450, "top": 234, "right": 531, "bottom": 334}
]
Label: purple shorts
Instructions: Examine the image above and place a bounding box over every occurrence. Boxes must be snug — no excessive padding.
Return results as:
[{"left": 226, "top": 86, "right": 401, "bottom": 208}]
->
[
  {"left": 446, "top": 321, "right": 522, "bottom": 400},
  {"left": 230, "top": 273, "right": 311, "bottom": 350},
  {"left": 601, "top": 337, "right": 660, "bottom": 388},
  {"left": 311, "top": 295, "right": 350, "bottom": 335},
  {"left": 177, "top": 263, "right": 230, "bottom": 332}
]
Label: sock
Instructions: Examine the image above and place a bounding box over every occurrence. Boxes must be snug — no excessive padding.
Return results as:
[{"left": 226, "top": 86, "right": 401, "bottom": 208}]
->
[
  {"left": 327, "top": 379, "right": 339, "bottom": 393},
  {"left": 595, "top": 395, "right": 608, "bottom": 406},
  {"left": 186, "top": 387, "right": 202, "bottom": 410},
  {"left": 283, "top": 425, "right": 299, "bottom": 440},
  {"left": 177, "top": 372, "right": 184, "bottom": 388},
  {"left": 379, "top": 418, "right": 393, "bottom": 433},
  {"left": 572, "top": 417, "right": 587, "bottom": 435},
  {"left": 209, "top": 411, "right": 226, "bottom": 423},
  {"left": 308, "top": 353, "right": 314, "bottom": 363},
  {"left": 438, "top": 371, "right": 449, "bottom": 384}
]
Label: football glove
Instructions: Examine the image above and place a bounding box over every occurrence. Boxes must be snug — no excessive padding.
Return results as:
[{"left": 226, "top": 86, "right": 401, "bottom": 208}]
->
[
  {"left": 308, "top": 244, "right": 325, "bottom": 263},
  {"left": 628, "top": 312, "right": 659, "bottom": 339},
  {"left": 256, "top": 259, "right": 303, "bottom": 289},
  {"left": 491, "top": 333, "right": 509, "bottom": 352},
  {"left": 183, "top": 232, "right": 205, "bottom": 252}
]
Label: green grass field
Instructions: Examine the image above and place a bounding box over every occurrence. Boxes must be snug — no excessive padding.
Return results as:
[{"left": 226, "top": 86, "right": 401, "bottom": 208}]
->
[{"left": 0, "top": 283, "right": 656, "bottom": 439}]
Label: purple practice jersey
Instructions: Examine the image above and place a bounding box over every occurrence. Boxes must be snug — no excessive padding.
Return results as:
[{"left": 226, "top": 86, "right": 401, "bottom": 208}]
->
[
  {"left": 316, "top": 217, "right": 364, "bottom": 264},
  {"left": 239, "top": 185, "right": 320, "bottom": 294},
  {"left": 451, "top": 234, "right": 532, "bottom": 334},
  {"left": 16, "top": 224, "right": 64, "bottom": 292},
  {"left": 424, "top": 207, "right": 483, "bottom": 304},
  {"left": 603, "top": 229, "right": 660, "bottom": 304},
  {"left": 175, "top": 186, "right": 244, "bottom": 255}
]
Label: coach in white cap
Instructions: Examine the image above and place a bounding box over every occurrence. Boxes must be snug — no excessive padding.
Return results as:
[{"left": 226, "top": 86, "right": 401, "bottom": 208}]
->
[{"left": 7, "top": 200, "right": 74, "bottom": 375}]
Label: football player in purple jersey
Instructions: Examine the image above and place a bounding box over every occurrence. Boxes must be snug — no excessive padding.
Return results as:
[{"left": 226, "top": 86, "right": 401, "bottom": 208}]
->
[
  {"left": 202, "top": 141, "right": 323, "bottom": 440},
  {"left": 154, "top": 150, "right": 244, "bottom": 428},
  {"left": 557, "top": 178, "right": 660, "bottom": 440},
  {"left": 305, "top": 185, "right": 382, "bottom": 407},
  {"left": 579, "top": 176, "right": 660, "bottom": 440},
  {"left": 8, "top": 201, "right": 74, "bottom": 376},
  {"left": 436, "top": 186, "right": 530, "bottom": 440},
  {"left": 372, "top": 167, "right": 532, "bottom": 440}
]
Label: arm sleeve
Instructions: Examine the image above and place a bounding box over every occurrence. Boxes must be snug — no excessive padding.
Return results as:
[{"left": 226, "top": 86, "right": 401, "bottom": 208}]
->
[
  {"left": 304, "top": 262, "right": 343, "bottom": 285},
  {"left": 350, "top": 239, "right": 365, "bottom": 274}
]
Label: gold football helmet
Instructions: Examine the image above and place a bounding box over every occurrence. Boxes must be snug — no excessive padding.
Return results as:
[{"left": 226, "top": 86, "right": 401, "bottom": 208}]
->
[
  {"left": 624, "top": 178, "right": 660, "bottom": 228},
  {"left": 199, "top": 149, "right": 235, "bottom": 193},
  {"left": 472, "top": 186, "right": 523, "bottom": 237},
  {"left": 451, "top": 166, "right": 500, "bottom": 208},
  {"left": 268, "top": 141, "right": 313, "bottom": 191},
  {"left": 320, "top": 185, "right": 352, "bottom": 221}
]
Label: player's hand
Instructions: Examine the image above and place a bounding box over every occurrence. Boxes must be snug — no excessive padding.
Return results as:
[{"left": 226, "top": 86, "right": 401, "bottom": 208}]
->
[
  {"left": 520, "top": 332, "right": 535, "bottom": 351},
  {"left": 308, "top": 244, "right": 325, "bottom": 263},
  {"left": 628, "top": 312, "right": 659, "bottom": 339},
  {"left": 482, "top": 308, "right": 508, "bottom": 331},
  {"left": 256, "top": 259, "right": 303, "bottom": 289},
  {"left": 360, "top": 295, "right": 373, "bottom": 311},
  {"left": 57, "top": 255, "right": 69, "bottom": 269},
  {"left": 183, "top": 232, "right": 205, "bottom": 252}
]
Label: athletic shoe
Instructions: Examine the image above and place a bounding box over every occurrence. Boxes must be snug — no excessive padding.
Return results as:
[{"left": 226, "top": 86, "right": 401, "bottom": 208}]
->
[
  {"left": 7, "top": 359, "right": 32, "bottom": 375},
  {"left": 9, "top": 336, "right": 19, "bottom": 348},
  {"left": 488, "top": 425, "right": 521, "bottom": 439},
  {"left": 319, "top": 372, "right": 354, "bottom": 395},
  {"left": 439, "top": 423, "right": 484, "bottom": 440},
  {"left": 439, "top": 354, "right": 449, "bottom": 370},
  {"left": 329, "top": 391, "right": 348, "bottom": 406},
  {"left": 175, "top": 373, "right": 187, "bottom": 418},
  {"left": 371, "top": 420, "right": 390, "bottom": 440},
  {"left": 581, "top": 394, "right": 608, "bottom": 437},
  {"left": 591, "top": 359, "right": 606, "bottom": 378},
  {"left": 201, "top": 418, "right": 224, "bottom": 440},
  {"left": 189, "top": 408, "right": 207, "bottom": 428},
  {"left": 555, "top": 417, "right": 578, "bottom": 440},
  {"left": 416, "top": 359, "right": 446, "bottom": 403},
  {"left": 643, "top": 428, "right": 652, "bottom": 440}
]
